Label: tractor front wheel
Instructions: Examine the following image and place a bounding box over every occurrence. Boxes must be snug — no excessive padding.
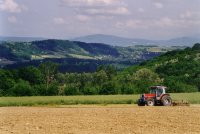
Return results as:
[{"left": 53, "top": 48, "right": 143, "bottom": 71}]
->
[
  {"left": 161, "top": 95, "right": 172, "bottom": 106},
  {"left": 138, "top": 99, "right": 145, "bottom": 106},
  {"left": 146, "top": 98, "right": 155, "bottom": 106}
]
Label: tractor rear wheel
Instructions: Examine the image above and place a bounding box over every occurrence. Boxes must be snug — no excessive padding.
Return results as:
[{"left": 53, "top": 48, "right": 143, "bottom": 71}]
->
[
  {"left": 146, "top": 98, "right": 155, "bottom": 106},
  {"left": 161, "top": 95, "right": 172, "bottom": 106}
]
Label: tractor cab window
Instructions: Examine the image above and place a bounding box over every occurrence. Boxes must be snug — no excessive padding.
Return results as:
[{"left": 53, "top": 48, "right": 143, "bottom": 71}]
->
[
  {"left": 150, "top": 88, "right": 156, "bottom": 94},
  {"left": 156, "top": 88, "right": 163, "bottom": 97}
]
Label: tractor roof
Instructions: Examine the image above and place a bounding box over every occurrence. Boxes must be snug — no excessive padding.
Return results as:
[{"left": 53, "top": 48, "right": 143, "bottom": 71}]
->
[{"left": 150, "top": 86, "right": 167, "bottom": 89}]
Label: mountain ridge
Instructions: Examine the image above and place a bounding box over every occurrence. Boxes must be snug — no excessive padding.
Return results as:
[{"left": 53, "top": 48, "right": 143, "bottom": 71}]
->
[
  {"left": 0, "top": 36, "right": 45, "bottom": 42},
  {"left": 72, "top": 34, "right": 200, "bottom": 47},
  {"left": 1, "top": 34, "right": 199, "bottom": 47}
]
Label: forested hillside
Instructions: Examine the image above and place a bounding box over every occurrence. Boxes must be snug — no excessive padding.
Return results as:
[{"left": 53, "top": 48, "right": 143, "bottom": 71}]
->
[
  {"left": 0, "top": 39, "right": 172, "bottom": 72},
  {"left": 124, "top": 43, "right": 200, "bottom": 92},
  {"left": 0, "top": 39, "right": 119, "bottom": 61},
  {"left": 0, "top": 43, "right": 199, "bottom": 96}
]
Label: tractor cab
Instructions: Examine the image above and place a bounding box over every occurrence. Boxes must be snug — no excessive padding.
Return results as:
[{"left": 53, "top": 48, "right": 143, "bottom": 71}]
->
[
  {"left": 149, "top": 86, "right": 166, "bottom": 97},
  {"left": 138, "top": 86, "right": 172, "bottom": 106}
]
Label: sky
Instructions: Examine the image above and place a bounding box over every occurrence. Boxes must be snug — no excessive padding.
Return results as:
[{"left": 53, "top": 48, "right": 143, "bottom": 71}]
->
[{"left": 0, "top": 0, "right": 200, "bottom": 40}]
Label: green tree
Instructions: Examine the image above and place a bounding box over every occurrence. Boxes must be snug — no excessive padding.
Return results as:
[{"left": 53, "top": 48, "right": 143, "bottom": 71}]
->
[
  {"left": 64, "top": 83, "right": 80, "bottom": 95},
  {"left": 164, "top": 77, "right": 198, "bottom": 93},
  {"left": 10, "top": 79, "right": 32, "bottom": 96},
  {"left": 0, "top": 69, "right": 15, "bottom": 96},
  {"left": 131, "top": 68, "right": 163, "bottom": 93},
  {"left": 97, "top": 65, "right": 117, "bottom": 80},
  {"left": 99, "top": 81, "right": 118, "bottom": 95},
  {"left": 33, "top": 84, "right": 46, "bottom": 96},
  {"left": 121, "top": 84, "right": 139, "bottom": 94},
  {"left": 18, "top": 66, "right": 43, "bottom": 85},
  {"left": 93, "top": 70, "right": 108, "bottom": 93},
  {"left": 47, "top": 81, "right": 59, "bottom": 96},
  {"left": 39, "top": 61, "right": 58, "bottom": 93},
  {"left": 83, "top": 83, "right": 97, "bottom": 95},
  {"left": 192, "top": 43, "right": 200, "bottom": 50}
]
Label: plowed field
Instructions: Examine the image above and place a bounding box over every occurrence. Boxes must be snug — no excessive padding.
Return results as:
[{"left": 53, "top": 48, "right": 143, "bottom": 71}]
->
[{"left": 0, "top": 105, "right": 200, "bottom": 134}]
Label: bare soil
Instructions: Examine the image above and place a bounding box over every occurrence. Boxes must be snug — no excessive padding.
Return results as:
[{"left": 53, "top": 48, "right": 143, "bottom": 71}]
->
[{"left": 0, "top": 105, "right": 200, "bottom": 134}]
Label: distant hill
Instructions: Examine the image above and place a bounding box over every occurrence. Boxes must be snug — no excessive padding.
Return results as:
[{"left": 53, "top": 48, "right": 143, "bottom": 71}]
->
[
  {"left": 1, "top": 35, "right": 199, "bottom": 46},
  {"left": 72, "top": 34, "right": 200, "bottom": 47},
  {"left": 159, "top": 37, "right": 200, "bottom": 46},
  {"left": 0, "top": 36, "right": 45, "bottom": 42},
  {"left": 0, "top": 39, "right": 120, "bottom": 61},
  {"left": 0, "top": 39, "right": 172, "bottom": 71},
  {"left": 72, "top": 34, "right": 155, "bottom": 46}
]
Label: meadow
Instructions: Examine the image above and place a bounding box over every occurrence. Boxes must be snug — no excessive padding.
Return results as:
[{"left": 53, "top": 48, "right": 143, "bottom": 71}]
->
[{"left": 0, "top": 92, "right": 200, "bottom": 107}]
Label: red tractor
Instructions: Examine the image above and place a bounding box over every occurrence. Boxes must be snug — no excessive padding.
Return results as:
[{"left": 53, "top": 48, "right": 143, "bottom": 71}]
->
[{"left": 138, "top": 86, "right": 172, "bottom": 106}]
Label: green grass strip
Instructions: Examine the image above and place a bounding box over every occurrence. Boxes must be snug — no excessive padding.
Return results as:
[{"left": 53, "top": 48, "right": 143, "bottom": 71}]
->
[{"left": 0, "top": 93, "right": 199, "bottom": 107}]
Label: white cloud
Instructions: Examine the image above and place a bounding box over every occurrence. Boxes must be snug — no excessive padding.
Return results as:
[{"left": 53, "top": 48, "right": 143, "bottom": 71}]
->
[
  {"left": 115, "top": 20, "right": 147, "bottom": 29},
  {"left": 61, "top": 0, "right": 123, "bottom": 7},
  {"left": 85, "top": 7, "right": 129, "bottom": 15},
  {"left": 8, "top": 16, "right": 17, "bottom": 23},
  {"left": 53, "top": 17, "right": 65, "bottom": 24},
  {"left": 82, "top": 0, "right": 115, "bottom": 6},
  {"left": 126, "top": 20, "right": 143, "bottom": 28},
  {"left": 115, "top": 16, "right": 190, "bottom": 30},
  {"left": 156, "top": 17, "right": 173, "bottom": 27},
  {"left": 76, "top": 15, "right": 91, "bottom": 22},
  {"left": 153, "top": 2, "right": 163, "bottom": 9},
  {"left": 115, "top": 7, "right": 129, "bottom": 15},
  {"left": 138, "top": 8, "right": 145, "bottom": 13},
  {"left": 180, "top": 11, "right": 200, "bottom": 19},
  {"left": 61, "top": 0, "right": 128, "bottom": 16},
  {"left": 154, "top": 17, "right": 200, "bottom": 29},
  {"left": 0, "top": 0, "right": 24, "bottom": 13}
]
